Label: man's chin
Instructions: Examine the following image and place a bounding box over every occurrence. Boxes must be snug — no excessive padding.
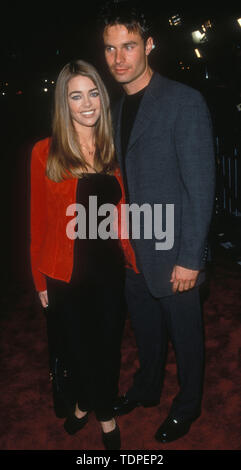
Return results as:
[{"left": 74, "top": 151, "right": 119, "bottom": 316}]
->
[{"left": 112, "top": 74, "right": 132, "bottom": 84}]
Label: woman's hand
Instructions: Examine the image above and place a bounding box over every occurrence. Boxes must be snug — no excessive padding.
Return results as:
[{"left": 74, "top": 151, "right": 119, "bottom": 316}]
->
[{"left": 38, "top": 290, "right": 49, "bottom": 308}]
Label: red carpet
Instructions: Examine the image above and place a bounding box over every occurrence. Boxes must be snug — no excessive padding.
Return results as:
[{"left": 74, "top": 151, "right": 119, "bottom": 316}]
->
[{"left": 0, "top": 262, "right": 241, "bottom": 451}]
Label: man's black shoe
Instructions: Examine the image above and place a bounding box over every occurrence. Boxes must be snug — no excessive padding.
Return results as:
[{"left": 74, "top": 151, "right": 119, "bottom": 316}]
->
[
  {"left": 113, "top": 395, "right": 159, "bottom": 416},
  {"left": 154, "top": 416, "right": 193, "bottom": 443},
  {"left": 113, "top": 395, "right": 140, "bottom": 416}
]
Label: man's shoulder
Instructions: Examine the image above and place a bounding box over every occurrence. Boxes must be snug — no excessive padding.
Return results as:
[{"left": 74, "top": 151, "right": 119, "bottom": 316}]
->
[
  {"left": 110, "top": 95, "right": 124, "bottom": 124},
  {"left": 111, "top": 94, "right": 124, "bottom": 111},
  {"left": 151, "top": 72, "right": 204, "bottom": 104}
]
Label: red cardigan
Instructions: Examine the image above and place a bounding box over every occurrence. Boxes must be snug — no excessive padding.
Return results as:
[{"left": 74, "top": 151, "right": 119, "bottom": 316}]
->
[{"left": 30, "top": 137, "right": 138, "bottom": 292}]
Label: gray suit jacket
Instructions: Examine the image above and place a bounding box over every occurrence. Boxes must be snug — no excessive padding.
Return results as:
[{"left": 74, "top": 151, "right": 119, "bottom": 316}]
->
[{"left": 113, "top": 72, "right": 216, "bottom": 297}]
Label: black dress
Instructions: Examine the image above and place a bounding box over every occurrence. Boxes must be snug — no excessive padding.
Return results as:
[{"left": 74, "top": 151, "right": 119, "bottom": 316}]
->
[{"left": 46, "top": 174, "right": 126, "bottom": 421}]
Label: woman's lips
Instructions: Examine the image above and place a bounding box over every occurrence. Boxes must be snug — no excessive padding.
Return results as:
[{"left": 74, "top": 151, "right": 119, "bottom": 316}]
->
[{"left": 81, "top": 110, "right": 95, "bottom": 116}]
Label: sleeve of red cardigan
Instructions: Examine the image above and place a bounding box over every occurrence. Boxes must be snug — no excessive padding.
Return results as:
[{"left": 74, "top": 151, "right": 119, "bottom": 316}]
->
[
  {"left": 30, "top": 142, "right": 47, "bottom": 292},
  {"left": 115, "top": 169, "right": 139, "bottom": 273}
]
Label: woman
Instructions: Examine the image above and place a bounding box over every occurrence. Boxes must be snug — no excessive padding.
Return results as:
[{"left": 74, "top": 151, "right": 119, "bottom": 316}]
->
[{"left": 30, "top": 60, "right": 138, "bottom": 450}]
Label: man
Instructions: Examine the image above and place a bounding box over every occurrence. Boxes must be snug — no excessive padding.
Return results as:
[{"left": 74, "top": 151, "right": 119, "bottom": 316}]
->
[{"left": 100, "top": 2, "right": 215, "bottom": 443}]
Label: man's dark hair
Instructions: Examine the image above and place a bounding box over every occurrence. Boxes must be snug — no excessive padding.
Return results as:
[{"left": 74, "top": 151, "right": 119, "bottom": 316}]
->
[{"left": 98, "top": 0, "right": 152, "bottom": 42}]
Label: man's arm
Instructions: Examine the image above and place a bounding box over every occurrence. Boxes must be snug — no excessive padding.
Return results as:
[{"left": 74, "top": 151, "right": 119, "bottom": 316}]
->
[{"left": 173, "top": 90, "right": 216, "bottom": 290}]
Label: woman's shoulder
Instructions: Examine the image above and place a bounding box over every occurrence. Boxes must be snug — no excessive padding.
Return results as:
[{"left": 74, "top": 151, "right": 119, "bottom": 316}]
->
[
  {"left": 113, "top": 167, "right": 125, "bottom": 196},
  {"left": 31, "top": 137, "right": 51, "bottom": 164},
  {"left": 113, "top": 167, "right": 121, "bottom": 179},
  {"left": 32, "top": 136, "right": 51, "bottom": 153}
]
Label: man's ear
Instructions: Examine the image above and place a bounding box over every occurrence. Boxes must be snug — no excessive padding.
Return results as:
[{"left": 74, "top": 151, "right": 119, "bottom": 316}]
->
[{"left": 145, "top": 37, "right": 154, "bottom": 56}]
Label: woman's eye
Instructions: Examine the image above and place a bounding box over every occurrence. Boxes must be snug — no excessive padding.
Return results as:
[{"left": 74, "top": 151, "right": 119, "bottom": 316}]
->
[
  {"left": 71, "top": 95, "right": 81, "bottom": 100},
  {"left": 90, "top": 91, "right": 99, "bottom": 98}
]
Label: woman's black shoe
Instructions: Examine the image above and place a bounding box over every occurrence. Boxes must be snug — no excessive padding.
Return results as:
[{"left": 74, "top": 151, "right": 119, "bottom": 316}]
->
[
  {"left": 102, "top": 423, "right": 121, "bottom": 450},
  {"left": 64, "top": 412, "right": 88, "bottom": 435}
]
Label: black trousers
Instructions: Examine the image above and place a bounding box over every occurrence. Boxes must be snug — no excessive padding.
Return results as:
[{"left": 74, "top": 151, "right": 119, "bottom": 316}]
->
[
  {"left": 125, "top": 268, "right": 205, "bottom": 421},
  {"left": 46, "top": 276, "right": 126, "bottom": 422}
]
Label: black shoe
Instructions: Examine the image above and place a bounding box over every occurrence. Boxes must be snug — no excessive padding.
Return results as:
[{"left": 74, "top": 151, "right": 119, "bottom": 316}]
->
[
  {"left": 102, "top": 423, "right": 121, "bottom": 450},
  {"left": 64, "top": 411, "right": 89, "bottom": 435},
  {"left": 113, "top": 395, "right": 159, "bottom": 416},
  {"left": 155, "top": 416, "right": 193, "bottom": 443}
]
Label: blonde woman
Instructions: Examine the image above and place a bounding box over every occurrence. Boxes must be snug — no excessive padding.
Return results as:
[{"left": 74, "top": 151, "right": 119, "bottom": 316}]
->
[{"left": 30, "top": 60, "right": 138, "bottom": 450}]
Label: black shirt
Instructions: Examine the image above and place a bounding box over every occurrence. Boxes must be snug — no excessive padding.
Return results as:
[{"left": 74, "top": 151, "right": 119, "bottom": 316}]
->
[
  {"left": 120, "top": 87, "right": 147, "bottom": 204},
  {"left": 120, "top": 87, "right": 147, "bottom": 252},
  {"left": 121, "top": 86, "right": 147, "bottom": 158},
  {"left": 71, "top": 173, "right": 124, "bottom": 285}
]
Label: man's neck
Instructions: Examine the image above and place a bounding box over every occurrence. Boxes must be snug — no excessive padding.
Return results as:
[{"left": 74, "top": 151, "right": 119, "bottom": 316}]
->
[{"left": 123, "top": 66, "right": 153, "bottom": 95}]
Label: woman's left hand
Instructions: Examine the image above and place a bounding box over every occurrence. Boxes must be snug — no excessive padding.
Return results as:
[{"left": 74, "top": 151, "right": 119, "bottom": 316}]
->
[{"left": 38, "top": 289, "right": 49, "bottom": 308}]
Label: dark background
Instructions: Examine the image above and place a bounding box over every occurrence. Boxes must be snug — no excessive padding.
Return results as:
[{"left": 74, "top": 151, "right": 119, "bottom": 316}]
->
[{"left": 1, "top": 1, "right": 241, "bottom": 290}]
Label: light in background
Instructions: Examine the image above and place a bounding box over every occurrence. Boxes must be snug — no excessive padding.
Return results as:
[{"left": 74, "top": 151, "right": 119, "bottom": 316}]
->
[
  {"left": 195, "top": 48, "right": 203, "bottom": 58},
  {"left": 192, "top": 21, "right": 211, "bottom": 44},
  {"left": 192, "top": 30, "right": 207, "bottom": 43},
  {"left": 169, "top": 14, "right": 182, "bottom": 27}
]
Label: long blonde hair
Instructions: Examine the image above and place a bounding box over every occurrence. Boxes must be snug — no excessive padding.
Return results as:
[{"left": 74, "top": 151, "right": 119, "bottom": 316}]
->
[{"left": 47, "top": 60, "right": 116, "bottom": 182}]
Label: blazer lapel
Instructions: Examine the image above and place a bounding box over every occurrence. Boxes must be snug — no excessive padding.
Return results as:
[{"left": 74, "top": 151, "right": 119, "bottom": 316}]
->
[
  {"left": 114, "top": 72, "right": 166, "bottom": 165},
  {"left": 126, "top": 72, "right": 166, "bottom": 153}
]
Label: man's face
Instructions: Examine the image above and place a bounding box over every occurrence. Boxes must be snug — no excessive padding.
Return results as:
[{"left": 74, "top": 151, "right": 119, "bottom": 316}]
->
[{"left": 103, "top": 24, "right": 152, "bottom": 85}]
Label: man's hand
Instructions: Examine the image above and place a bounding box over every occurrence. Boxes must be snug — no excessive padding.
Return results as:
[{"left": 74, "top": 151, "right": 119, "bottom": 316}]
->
[
  {"left": 170, "top": 265, "right": 199, "bottom": 293},
  {"left": 38, "top": 290, "right": 49, "bottom": 308}
]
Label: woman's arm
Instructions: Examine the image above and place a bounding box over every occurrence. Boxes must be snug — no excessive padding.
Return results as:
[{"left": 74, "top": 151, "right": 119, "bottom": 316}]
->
[
  {"left": 115, "top": 169, "right": 139, "bottom": 273},
  {"left": 38, "top": 290, "right": 49, "bottom": 308},
  {"left": 30, "top": 141, "right": 48, "bottom": 292}
]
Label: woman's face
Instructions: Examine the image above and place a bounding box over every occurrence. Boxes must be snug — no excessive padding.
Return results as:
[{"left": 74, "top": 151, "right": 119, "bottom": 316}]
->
[{"left": 67, "top": 75, "right": 101, "bottom": 131}]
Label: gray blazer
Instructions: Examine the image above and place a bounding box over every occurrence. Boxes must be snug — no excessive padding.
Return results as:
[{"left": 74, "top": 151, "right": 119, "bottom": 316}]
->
[{"left": 113, "top": 72, "right": 216, "bottom": 298}]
